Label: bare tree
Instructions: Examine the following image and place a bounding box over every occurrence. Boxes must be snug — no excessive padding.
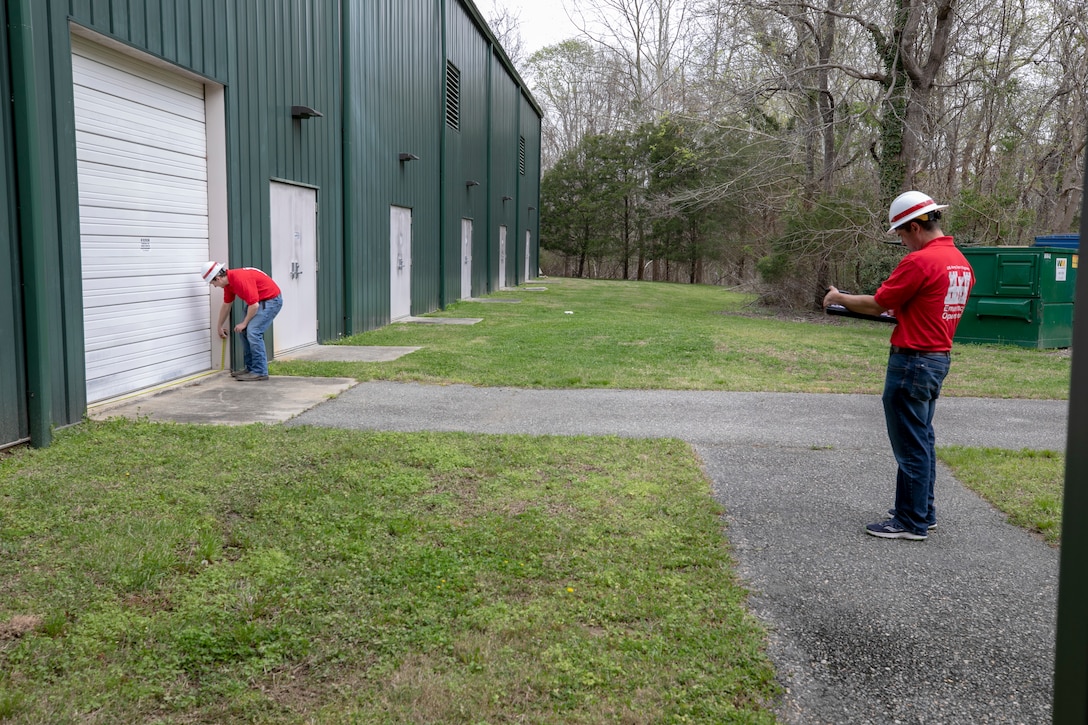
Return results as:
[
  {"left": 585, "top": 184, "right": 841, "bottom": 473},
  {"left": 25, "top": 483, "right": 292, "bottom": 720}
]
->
[
  {"left": 484, "top": 1, "right": 527, "bottom": 69},
  {"left": 1021, "top": 1, "right": 1087, "bottom": 233},
  {"left": 569, "top": 0, "right": 700, "bottom": 120},
  {"left": 528, "top": 40, "right": 627, "bottom": 167},
  {"left": 535, "top": 0, "right": 1084, "bottom": 301}
]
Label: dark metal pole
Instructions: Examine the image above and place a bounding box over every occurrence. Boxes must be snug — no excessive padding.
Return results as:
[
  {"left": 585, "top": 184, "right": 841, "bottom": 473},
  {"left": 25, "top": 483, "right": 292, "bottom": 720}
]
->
[
  {"left": 1052, "top": 136, "right": 1088, "bottom": 722},
  {"left": 8, "top": 0, "right": 53, "bottom": 447}
]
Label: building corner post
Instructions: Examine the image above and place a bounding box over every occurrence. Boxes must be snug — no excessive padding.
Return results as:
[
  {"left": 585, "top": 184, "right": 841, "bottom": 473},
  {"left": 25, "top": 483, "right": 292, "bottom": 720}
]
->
[{"left": 8, "top": 0, "right": 54, "bottom": 447}]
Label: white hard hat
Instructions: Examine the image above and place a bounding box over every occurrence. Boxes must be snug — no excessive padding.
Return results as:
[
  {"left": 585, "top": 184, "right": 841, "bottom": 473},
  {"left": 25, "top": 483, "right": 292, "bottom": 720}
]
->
[
  {"left": 200, "top": 260, "right": 225, "bottom": 282},
  {"left": 887, "top": 191, "right": 948, "bottom": 233}
]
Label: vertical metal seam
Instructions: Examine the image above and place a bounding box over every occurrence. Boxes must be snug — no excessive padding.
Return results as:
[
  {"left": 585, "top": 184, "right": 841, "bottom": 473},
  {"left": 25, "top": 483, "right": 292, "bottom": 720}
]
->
[
  {"left": 485, "top": 41, "right": 493, "bottom": 293},
  {"left": 341, "top": 0, "right": 353, "bottom": 333},
  {"left": 514, "top": 89, "right": 521, "bottom": 284},
  {"left": 534, "top": 103, "right": 541, "bottom": 277},
  {"left": 438, "top": 0, "right": 447, "bottom": 309}
]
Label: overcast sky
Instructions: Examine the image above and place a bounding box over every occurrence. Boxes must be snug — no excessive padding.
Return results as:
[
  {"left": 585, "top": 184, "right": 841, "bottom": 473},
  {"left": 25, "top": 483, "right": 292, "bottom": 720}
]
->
[{"left": 488, "top": 0, "right": 581, "bottom": 54}]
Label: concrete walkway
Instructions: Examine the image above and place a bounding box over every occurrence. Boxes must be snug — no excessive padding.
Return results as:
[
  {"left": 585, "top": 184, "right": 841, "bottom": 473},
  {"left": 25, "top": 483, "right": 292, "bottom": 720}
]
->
[{"left": 289, "top": 382, "right": 1066, "bottom": 724}]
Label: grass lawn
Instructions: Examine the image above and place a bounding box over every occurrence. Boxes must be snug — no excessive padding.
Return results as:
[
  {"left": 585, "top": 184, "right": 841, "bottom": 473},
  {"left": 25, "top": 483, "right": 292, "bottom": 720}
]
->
[
  {"left": 273, "top": 277, "right": 1072, "bottom": 399},
  {"left": 0, "top": 277, "right": 1070, "bottom": 722},
  {"left": 0, "top": 421, "right": 778, "bottom": 723}
]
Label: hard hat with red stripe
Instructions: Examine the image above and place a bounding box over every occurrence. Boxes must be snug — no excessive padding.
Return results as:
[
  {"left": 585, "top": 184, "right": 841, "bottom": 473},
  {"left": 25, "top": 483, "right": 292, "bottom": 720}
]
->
[
  {"left": 887, "top": 191, "right": 948, "bottom": 233},
  {"left": 201, "top": 260, "right": 225, "bottom": 282}
]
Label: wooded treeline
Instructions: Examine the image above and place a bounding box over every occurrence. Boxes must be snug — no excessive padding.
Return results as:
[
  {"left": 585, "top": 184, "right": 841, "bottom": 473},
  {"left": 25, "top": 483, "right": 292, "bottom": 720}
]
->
[{"left": 495, "top": 0, "right": 1086, "bottom": 306}]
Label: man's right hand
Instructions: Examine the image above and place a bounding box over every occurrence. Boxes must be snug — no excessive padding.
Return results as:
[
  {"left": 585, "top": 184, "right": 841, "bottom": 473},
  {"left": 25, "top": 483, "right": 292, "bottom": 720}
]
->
[{"left": 822, "top": 286, "right": 840, "bottom": 308}]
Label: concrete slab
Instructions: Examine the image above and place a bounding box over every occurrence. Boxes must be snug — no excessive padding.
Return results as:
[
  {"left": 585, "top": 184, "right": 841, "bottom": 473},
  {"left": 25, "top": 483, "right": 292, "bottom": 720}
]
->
[
  {"left": 88, "top": 373, "right": 356, "bottom": 426},
  {"left": 278, "top": 345, "right": 421, "bottom": 362},
  {"left": 397, "top": 316, "right": 482, "bottom": 325}
]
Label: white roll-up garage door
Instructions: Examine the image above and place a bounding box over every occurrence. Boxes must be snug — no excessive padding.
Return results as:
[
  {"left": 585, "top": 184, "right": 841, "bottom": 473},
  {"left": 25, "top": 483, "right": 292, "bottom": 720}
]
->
[{"left": 73, "top": 35, "right": 211, "bottom": 403}]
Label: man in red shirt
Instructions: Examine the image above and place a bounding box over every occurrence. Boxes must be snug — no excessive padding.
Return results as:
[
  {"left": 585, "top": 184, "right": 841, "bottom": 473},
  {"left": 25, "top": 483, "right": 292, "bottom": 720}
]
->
[
  {"left": 823, "top": 192, "right": 974, "bottom": 540},
  {"left": 201, "top": 261, "right": 283, "bottom": 381}
]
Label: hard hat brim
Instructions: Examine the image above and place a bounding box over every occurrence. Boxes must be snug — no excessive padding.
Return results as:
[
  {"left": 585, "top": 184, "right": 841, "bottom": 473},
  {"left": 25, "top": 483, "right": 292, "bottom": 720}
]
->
[{"left": 887, "top": 204, "right": 948, "bottom": 234}]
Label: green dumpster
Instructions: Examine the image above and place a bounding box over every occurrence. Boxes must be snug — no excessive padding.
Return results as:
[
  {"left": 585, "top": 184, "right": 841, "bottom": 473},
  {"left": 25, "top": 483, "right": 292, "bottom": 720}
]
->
[{"left": 955, "top": 246, "right": 1078, "bottom": 349}]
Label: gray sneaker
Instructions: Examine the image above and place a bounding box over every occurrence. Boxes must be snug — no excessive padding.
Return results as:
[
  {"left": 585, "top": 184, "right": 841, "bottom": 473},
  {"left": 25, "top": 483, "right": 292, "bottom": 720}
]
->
[
  {"left": 235, "top": 372, "right": 269, "bottom": 381},
  {"left": 866, "top": 519, "right": 927, "bottom": 541}
]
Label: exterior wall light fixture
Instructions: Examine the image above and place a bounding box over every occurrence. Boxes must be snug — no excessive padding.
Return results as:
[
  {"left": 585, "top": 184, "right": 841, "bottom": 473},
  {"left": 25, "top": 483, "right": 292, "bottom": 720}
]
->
[{"left": 291, "top": 105, "right": 323, "bottom": 119}]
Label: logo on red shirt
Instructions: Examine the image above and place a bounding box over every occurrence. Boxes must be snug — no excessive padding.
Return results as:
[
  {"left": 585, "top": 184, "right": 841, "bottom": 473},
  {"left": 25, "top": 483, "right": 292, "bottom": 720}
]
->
[{"left": 943, "top": 269, "right": 972, "bottom": 321}]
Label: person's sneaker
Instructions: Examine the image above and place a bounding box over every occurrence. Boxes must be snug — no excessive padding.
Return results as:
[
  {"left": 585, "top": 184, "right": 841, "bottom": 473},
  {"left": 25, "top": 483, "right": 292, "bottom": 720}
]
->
[
  {"left": 230, "top": 369, "right": 250, "bottom": 378},
  {"left": 866, "top": 519, "right": 927, "bottom": 540},
  {"left": 235, "top": 372, "right": 269, "bottom": 381},
  {"left": 887, "top": 509, "right": 937, "bottom": 530}
]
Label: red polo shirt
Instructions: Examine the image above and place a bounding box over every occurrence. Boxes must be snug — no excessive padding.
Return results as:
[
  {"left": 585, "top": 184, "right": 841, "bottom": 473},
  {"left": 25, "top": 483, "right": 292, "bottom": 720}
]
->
[
  {"left": 222, "top": 267, "right": 281, "bottom": 306},
  {"left": 874, "top": 237, "right": 974, "bottom": 351}
]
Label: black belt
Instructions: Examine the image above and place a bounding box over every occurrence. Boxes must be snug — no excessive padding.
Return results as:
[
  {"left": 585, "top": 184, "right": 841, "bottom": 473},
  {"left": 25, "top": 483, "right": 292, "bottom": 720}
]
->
[{"left": 890, "top": 345, "right": 949, "bottom": 358}]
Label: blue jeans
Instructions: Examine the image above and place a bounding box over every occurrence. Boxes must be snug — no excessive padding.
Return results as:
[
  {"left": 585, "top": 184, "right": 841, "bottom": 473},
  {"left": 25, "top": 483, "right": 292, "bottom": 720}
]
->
[
  {"left": 239, "top": 295, "right": 282, "bottom": 376},
  {"left": 882, "top": 351, "right": 951, "bottom": 535}
]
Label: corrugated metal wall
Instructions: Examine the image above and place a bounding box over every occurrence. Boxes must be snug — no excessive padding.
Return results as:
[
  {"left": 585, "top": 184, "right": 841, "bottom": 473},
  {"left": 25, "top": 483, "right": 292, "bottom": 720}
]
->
[
  {"left": 65, "top": 0, "right": 344, "bottom": 370},
  {"left": 343, "top": 0, "right": 444, "bottom": 331},
  {"left": 3, "top": 0, "right": 344, "bottom": 433},
  {"left": 344, "top": 0, "right": 539, "bottom": 322},
  {"left": 226, "top": 0, "right": 343, "bottom": 344},
  {"left": 490, "top": 56, "right": 521, "bottom": 288},
  {"left": 445, "top": 0, "right": 491, "bottom": 299},
  {"left": 0, "top": 0, "right": 29, "bottom": 447},
  {"left": 67, "top": 0, "right": 229, "bottom": 71},
  {"left": 1, "top": 0, "right": 541, "bottom": 447},
  {"left": 520, "top": 93, "right": 542, "bottom": 279},
  {"left": 7, "top": 0, "right": 85, "bottom": 444}
]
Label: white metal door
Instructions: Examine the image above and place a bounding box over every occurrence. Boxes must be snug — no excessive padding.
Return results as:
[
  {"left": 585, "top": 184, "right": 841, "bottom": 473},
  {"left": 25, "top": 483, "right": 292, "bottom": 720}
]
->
[
  {"left": 391, "top": 206, "right": 412, "bottom": 320},
  {"left": 270, "top": 182, "right": 318, "bottom": 354},
  {"left": 525, "top": 230, "right": 532, "bottom": 282},
  {"left": 498, "top": 225, "right": 508, "bottom": 289},
  {"left": 461, "top": 219, "right": 473, "bottom": 299},
  {"left": 73, "top": 36, "right": 210, "bottom": 403}
]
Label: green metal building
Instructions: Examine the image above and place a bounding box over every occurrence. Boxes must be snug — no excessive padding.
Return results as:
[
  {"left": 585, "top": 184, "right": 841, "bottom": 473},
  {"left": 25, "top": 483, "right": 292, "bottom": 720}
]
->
[{"left": 1, "top": 0, "right": 542, "bottom": 449}]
